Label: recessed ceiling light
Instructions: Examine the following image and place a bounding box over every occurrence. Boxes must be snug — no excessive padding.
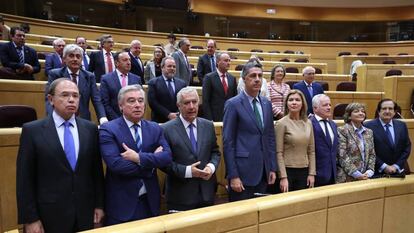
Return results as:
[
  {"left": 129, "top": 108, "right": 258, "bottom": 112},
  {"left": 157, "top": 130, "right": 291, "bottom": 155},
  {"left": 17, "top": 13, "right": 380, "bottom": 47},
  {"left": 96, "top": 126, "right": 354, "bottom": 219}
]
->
[{"left": 45, "top": 1, "right": 53, "bottom": 5}]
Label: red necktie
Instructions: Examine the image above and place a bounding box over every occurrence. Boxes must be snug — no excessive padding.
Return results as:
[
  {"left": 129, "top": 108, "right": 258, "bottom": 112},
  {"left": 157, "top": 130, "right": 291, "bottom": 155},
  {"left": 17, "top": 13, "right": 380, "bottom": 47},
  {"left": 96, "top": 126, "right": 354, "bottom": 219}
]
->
[
  {"left": 106, "top": 52, "right": 113, "bottom": 73},
  {"left": 221, "top": 74, "right": 228, "bottom": 95}
]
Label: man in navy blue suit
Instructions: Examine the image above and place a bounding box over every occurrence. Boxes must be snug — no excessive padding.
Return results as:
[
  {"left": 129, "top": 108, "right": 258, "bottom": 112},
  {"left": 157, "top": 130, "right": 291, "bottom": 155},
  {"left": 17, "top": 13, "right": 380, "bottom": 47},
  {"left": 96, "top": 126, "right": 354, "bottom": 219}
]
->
[
  {"left": 310, "top": 94, "right": 338, "bottom": 186},
  {"left": 0, "top": 26, "right": 40, "bottom": 80},
  {"left": 128, "top": 40, "right": 145, "bottom": 82},
  {"left": 365, "top": 99, "right": 411, "bottom": 175},
  {"left": 99, "top": 84, "right": 172, "bottom": 225},
  {"left": 148, "top": 57, "right": 187, "bottom": 123},
  {"left": 293, "top": 66, "right": 324, "bottom": 115},
  {"left": 197, "top": 39, "right": 217, "bottom": 84},
  {"left": 44, "top": 38, "right": 65, "bottom": 76},
  {"left": 88, "top": 34, "right": 115, "bottom": 83},
  {"left": 223, "top": 61, "right": 277, "bottom": 202},
  {"left": 46, "top": 44, "right": 107, "bottom": 123},
  {"left": 100, "top": 51, "right": 142, "bottom": 121}
]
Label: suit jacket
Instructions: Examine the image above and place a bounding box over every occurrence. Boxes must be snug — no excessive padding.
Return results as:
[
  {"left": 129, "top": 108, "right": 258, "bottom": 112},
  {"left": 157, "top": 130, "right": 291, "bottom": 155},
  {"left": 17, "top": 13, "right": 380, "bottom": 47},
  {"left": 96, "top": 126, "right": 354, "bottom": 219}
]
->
[
  {"left": 129, "top": 52, "right": 144, "bottom": 83},
  {"left": 223, "top": 92, "right": 277, "bottom": 186},
  {"left": 171, "top": 50, "right": 191, "bottom": 85},
  {"left": 147, "top": 76, "right": 187, "bottom": 123},
  {"left": 16, "top": 116, "right": 104, "bottom": 233},
  {"left": 45, "top": 52, "right": 63, "bottom": 76},
  {"left": 144, "top": 60, "right": 157, "bottom": 83},
  {"left": 202, "top": 71, "right": 237, "bottom": 122},
  {"left": 197, "top": 53, "right": 215, "bottom": 83},
  {"left": 310, "top": 116, "right": 339, "bottom": 186},
  {"left": 161, "top": 117, "right": 221, "bottom": 207},
  {"left": 99, "top": 117, "right": 172, "bottom": 222},
  {"left": 0, "top": 41, "right": 40, "bottom": 80},
  {"left": 100, "top": 71, "right": 142, "bottom": 120},
  {"left": 336, "top": 123, "right": 376, "bottom": 183},
  {"left": 365, "top": 118, "right": 411, "bottom": 174},
  {"left": 88, "top": 50, "right": 114, "bottom": 83},
  {"left": 46, "top": 67, "right": 106, "bottom": 120},
  {"left": 293, "top": 81, "right": 324, "bottom": 114}
]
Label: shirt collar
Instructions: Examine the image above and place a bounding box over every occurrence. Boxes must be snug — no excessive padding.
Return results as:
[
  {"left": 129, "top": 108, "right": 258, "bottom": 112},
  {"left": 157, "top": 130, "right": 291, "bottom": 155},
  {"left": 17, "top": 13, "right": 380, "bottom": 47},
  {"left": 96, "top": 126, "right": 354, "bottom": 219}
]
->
[
  {"left": 163, "top": 75, "right": 174, "bottom": 82},
  {"left": 314, "top": 114, "right": 326, "bottom": 122},
  {"left": 13, "top": 42, "right": 23, "bottom": 49},
  {"left": 66, "top": 68, "right": 80, "bottom": 76},
  {"left": 123, "top": 116, "right": 141, "bottom": 128},
  {"left": 351, "top": 122, "right": 366, "bottom": 133},
  {"left": 116, "top": 69, "right": 127, "bottom": 77},
  {"left": 179, "top": 114, "right": 197, "bottom": 129},
  {"left": 379, "top": 118, "right": 393, "bottom": 128},
  {"left": 217, "top": 70, "right": 226, "bottom": 78},
  {"left": 243, "top": 90, "right": 260, "bottom": 103},
  {"left": 304, "top": 80, "right": 312, "bottom": 86},
  {"left": 53, "top": 110, "right": 76, "bottom": 127}
]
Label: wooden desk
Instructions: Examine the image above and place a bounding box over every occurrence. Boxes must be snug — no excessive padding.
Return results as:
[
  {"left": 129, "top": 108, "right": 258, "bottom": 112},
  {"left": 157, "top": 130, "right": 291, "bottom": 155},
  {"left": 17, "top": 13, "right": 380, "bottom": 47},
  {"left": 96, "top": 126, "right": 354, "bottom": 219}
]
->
[
  {"left": 337, "top": 55, "right": 414, "bottom": 74},
  {"left": 356, "top": 64, "right": 414, "bottom": 92}
]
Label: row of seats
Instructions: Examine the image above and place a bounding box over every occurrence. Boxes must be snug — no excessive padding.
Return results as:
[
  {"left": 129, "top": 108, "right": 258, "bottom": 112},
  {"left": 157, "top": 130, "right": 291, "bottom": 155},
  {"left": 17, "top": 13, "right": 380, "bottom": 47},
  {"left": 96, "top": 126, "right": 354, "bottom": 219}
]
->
[{"left": 338, "top": 52, "right": 411, "bottom": 56}]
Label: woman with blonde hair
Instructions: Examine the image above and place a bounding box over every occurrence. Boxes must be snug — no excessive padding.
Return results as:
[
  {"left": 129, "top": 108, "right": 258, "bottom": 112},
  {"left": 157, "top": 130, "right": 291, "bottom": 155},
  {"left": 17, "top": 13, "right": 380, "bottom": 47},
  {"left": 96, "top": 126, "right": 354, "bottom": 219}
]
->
[
  {"left": 268, "top": 64, "right": 290, "bottom": 120},
  {"left": 144, "top": 46, "right": 166, "bottom": 82},
  {"left": 275, "top": 89, "right": 316, "bottom": 192}
]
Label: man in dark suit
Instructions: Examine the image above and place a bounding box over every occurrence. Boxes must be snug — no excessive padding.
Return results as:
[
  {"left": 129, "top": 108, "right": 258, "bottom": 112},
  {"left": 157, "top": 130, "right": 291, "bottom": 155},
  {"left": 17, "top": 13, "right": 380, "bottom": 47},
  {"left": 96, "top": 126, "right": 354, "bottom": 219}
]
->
[
  {"left": 162, "top": 87, "right": 220, "bottom": 211},
  {"left": 197, "top": 39, "right": 217, "bottom": 84},
  {"left": 46, "top": 44, "right": 107, "bottom": 123},
  {"left": 100, "top": 51, "right": 142, "bottom": 121},
  {"left": 44, "top": 38, "right": 65, "bottom": 76},
  {"left": 223, "top": 61, "right": 277, "bottom": 202},
  {"left": 365, "top": 99, "right": 411, "bottom": 175},
  {"left": 128, "top": 39, "right": 145, "bottom": 82},
  {"left": 310, "top": 94, "right": 338, "bottom": 186},
  {"left": 293, "top": 66, "right": 324, "bottom": 115},
  {"left": 88, "top": 34, "right": 115, "bottom": 83},
  {"left": 75, "top": 36, "right": 90, "bottom": 70},
  {"left": 99, "top": 84, "right": 172, "bottom": 225},
  {"left": 0, "top": 26, "right": 40, "bottom": 80},
  {"left": 17, "top": 78, "right": 105, "bottom": 233},
  {"left": 148, "top": 57, "right": 187, "bottom": 123},
  {"left": 171, "top": 38, "right": 191, "bottom": 85},
  {"left": 202, "top": 52, "right": 237, "bottom": 122}
]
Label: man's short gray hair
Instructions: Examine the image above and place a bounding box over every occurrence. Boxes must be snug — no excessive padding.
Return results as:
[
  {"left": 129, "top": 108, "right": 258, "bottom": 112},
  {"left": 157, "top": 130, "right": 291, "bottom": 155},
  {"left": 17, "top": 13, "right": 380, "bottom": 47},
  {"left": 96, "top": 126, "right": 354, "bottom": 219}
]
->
[
  {"left": 53, "top": 38, "right": 65, "bottom": 47},
  {"left": 241, "top": 61, "right": 263, "bottom": 79},
  {"left": 176, "top": 87, "right": 199, "bottom": 104},
  {"left": 63, "top": 44, "right": 83, "bottom": 58},
  {"left": 312, "top": 94, "right": 330, "bottom": 108},
  {"left": 130, "top": 39, "right": 141, "bottom": 47},
  {"left": 118, "top": 84, "right": 145, "bottom": 104},
  {"left": 302, "top": 66, "right": 315, "bottom": 75}
]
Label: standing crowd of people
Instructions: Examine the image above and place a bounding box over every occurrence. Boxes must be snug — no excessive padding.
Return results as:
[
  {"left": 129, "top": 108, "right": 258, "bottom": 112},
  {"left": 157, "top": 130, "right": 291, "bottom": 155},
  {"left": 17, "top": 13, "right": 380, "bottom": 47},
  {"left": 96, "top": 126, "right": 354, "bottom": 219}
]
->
[{"left": 1, "top": 27, "right": 410, "bottom": 233}]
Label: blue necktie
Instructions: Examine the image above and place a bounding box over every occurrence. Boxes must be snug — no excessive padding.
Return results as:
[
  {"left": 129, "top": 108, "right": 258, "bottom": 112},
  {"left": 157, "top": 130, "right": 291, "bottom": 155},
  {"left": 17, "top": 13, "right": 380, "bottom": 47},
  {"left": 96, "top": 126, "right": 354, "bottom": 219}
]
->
[
  {"left": 253, "top": 98, "right": 263, "bottom": 130},
  {"left": 132, "top": 124, "right": 142, "bottom": 152},
  {"left": 167, "top": 79, "right": 175, "bottom": 98},
  {"left": 307, "top": 85, "right": 313, "bottom": 97},
  {"left": 210, "top": 56, "right": 216, "bottom": 72},
  {"left": 17, "top": 47, "right": 24, "bottom": 64},
  {"left": 322, "top": 120, "right": 332, "bottom": 147},
  {"left": 385, "top": 124, "right": 394, "bottom": 147},
  {"left": 63, "top": 121, "right": 76, "bottom": 171},
  {"left": 189, "top": 124, "right": 197, "bottom": 153},
  {"left": 83, "top": 53, "right": 89, "bottom": 70}
]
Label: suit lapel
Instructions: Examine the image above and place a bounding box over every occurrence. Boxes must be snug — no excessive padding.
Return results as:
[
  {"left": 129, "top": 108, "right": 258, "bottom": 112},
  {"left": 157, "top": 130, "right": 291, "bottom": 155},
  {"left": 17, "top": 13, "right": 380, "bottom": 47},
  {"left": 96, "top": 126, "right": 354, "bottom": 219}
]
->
[
  {"left": 75, "top": 118, "right": 87, "bottom": 171},
  {"left": 346, "top": 124, "right": 364, "bottom": 157},
  {"left": 312, "top": 116, "right": 331, "bottom": 147},
  {"left": 374, "top": 119, "right": 394, "bottom": 149},
  {"left": 175, "top": 118, "right": 196, "bottom": 157},
  {"left": 118, "top": 118, "right": 138, "bottom": 151},
  {"left": 213, "top": 72, "right": 225, "bottom": 97},
  {"left": 329, "top": 120, "right": 338, "bottom": 147},
  {"left": 392, "top": 120, "right": 400, "bottom": 147},
  {"left": 241, "top": 93, "right": 262, "bottom": 133},
  {"left": 196, "top": 118, "right": 204, "bottom": 157}
]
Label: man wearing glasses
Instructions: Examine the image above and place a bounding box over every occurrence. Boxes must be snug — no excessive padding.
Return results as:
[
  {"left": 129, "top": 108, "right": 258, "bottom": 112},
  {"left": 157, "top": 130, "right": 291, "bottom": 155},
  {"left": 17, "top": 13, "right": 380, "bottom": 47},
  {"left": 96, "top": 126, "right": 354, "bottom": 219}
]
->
[
  {"left": 88, "top": 34, "right": 115, "bottom": 82},
  {"left": 17, "top": 78, "right": 105, "bottom": 233}
]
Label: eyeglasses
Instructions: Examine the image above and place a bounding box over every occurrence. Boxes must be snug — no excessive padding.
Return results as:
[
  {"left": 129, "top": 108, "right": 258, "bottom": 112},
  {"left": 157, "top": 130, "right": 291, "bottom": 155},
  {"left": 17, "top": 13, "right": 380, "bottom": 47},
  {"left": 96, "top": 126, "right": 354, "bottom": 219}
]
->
[{"left": 56, "top": 92, "right": 80, "bottom": 100}]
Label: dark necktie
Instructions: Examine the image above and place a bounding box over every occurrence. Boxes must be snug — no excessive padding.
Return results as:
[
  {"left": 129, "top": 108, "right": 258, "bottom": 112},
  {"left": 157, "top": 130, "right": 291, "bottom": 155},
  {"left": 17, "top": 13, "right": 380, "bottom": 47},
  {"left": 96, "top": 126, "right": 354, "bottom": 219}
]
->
[
  {"left": 17, "top": 47, "right": 24, "bottom": 64},
  {"left": 221, "top": 74, "right": 228, "bottom": 95},
  {"left": 253, "top": 98, "right": 263, "bottom": 130},
  {"left": 63, "top": 121, "right": 76, "bottom": 171},
  {"left": 70, "top": 73, "right": 77, "bottom": 85},
  {"left": 136, "top": 56, "right": 143, "bottom": 72},
  {"left": 167, "top": 79, "right": 175, "bottom": 98},
  {"left": 189, "top": 123, "right": 197, "bottom": 153},
  {"left": 322, "top": 120, "right": 332, "bottom": 147},
  {"left": 210, "top": 56, "right": 216, "bottom": 72},
  {"left": 385, "top": 123, "right": 395, "bottom": 147},
  {"left": 132, "top": 124, "right": 142, "bottom": 152}
]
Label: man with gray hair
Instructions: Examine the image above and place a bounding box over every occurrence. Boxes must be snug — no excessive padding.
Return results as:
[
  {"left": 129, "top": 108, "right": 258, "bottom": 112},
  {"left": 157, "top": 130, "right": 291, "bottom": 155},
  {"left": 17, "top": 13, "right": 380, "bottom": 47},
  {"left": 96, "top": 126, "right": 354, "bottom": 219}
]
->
[
  {"left": 197, "top": 39, "right": 217, "bottom": 84},
  {"left": 45, "top": 38, "right": 66, "bottom": 76},
  {"left": 293, "top": 66, "right": 324, "bottom": 114},
  {"left": 171, "top": 38, "right": 192, "bottom": 85},
  {"left": 148, "top": 56, "right": 187, "bottom": 123},
  {"left": 223, "top": 61, "right": 277, "bottom": 201},
  {"left": 46, "top": 44, "right": 107, "bottom": 124},
  {"left": 99, "top": 84, "right": 172, "bottom": 225},
  {"left": 128, "top": 39, "right": 144, "bottom": 81},
  {"left": 309, "top": 94, "right": 338, "bottom": 186},
  {"left": 88, "top": 34, "right": 115, "bottom": 82},
  {"left": 162, "top": 87, "right": 220, "bottom": 211}
]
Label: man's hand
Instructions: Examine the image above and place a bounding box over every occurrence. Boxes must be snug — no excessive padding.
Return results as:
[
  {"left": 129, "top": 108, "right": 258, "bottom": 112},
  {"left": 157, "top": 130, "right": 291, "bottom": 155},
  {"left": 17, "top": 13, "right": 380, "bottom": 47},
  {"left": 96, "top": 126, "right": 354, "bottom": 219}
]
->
[
  {"left": 168, "top": 112, "right": 178, "bottom": 120},
  {"left": 280, "top": 177, "right": 289, "bottom": 193},
  {"left": 24, "top": 63, "right": 34, "bottom": 74},
  {"left": 230, "top": 177, "right": 245, "bottom": 192},
  {"left": 190, "top": 161, "right": 208, "bottom": 178},
  {"left": 201, "top": 166, "right": 213, "bottom": 180},
  {"left": 121, "top": 143, "right": 139, "bottom": 163},
  {"left": 357, "top": 174, "right": 368, "bottom": 180},
  {"left": 94, "top": 208, "right": 105, "bottom": 228},
  {"left": 24, "top": 220, "right": 44, "bottom": 233},
  {"left": 384, "top": 165, "right": 397, "bottom": 174},
  {"left": 268, "top": 171, "right": 276, "bottom": 185},
  {"left": 99, "top": 117, "right": 108, "bottom": 125},
  {"left": 154, "top": 146, "right": 163, "bottom": 153}
]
